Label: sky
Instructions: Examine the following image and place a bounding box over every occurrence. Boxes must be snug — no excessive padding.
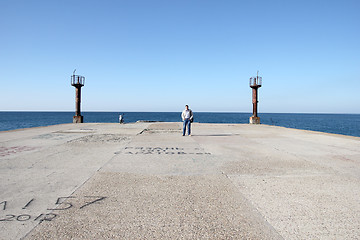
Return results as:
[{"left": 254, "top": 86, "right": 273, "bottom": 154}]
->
[{"left": 0, "top": 0, "right": 359, "bottom": 113}]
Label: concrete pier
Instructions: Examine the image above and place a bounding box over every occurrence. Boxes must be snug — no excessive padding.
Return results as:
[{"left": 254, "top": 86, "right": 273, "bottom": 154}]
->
[{"left": 1, "top": 122, "right": 360, "bottom": 239}]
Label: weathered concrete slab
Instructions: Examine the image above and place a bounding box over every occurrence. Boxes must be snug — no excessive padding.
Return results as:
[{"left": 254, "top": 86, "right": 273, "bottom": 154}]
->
[
  {"left": 1, "top": 122, "right": 359, "bottom": 239},
  {"left": 26, "top": 172, "right": 280, "bottom": 239}
]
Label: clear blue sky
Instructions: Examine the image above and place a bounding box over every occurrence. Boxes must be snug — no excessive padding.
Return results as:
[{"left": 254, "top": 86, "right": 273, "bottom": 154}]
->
[{"left": 1, "top": 0, "right": 359, "bottom": 113}]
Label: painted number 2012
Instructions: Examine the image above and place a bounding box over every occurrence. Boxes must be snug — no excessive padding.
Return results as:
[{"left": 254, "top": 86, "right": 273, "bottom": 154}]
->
[{"left": 0, "top": 213, "right": 57, "bottom": 222}]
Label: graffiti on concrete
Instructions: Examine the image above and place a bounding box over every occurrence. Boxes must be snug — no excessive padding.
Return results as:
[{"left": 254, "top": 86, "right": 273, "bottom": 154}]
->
[
  {"left": 122, "top": 147, "right": 211, "bottom": 155},
  {"left": 0, "top": 146, "right": 38, "bottom": 157},
  {"left": 0, "top": 196, "right": 106, "bottom": 223}
]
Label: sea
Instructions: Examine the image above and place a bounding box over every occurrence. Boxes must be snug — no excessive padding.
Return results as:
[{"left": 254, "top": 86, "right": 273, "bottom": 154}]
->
[{"left": 0, "top": 112, "right": 359, "bottom": 138}]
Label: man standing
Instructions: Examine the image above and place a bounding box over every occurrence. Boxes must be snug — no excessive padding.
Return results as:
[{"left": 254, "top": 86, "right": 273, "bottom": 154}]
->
[
  {"left": 181, "top": 105, "right": 193, "bottom": 136},
  {"left": 119, "top": 114, "right": 124, "bottom": 124}
]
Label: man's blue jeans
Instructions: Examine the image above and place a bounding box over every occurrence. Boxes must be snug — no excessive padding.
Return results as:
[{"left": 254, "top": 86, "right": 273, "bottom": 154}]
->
[{"left": 183, "top": 119, "right": 191, "bottom": 136}]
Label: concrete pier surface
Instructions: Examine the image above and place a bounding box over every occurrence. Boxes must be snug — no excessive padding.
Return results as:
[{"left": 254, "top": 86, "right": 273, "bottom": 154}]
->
[{"left": 1, "top": 122, "right": 360, "bottom": 239}]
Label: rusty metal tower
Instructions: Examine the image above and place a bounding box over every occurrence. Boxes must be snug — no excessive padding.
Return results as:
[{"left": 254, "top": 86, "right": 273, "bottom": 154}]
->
[
  {"left": 249, "top": 71, "right": 262, "bottom": 124},
  {"left": 71, "top": 70, "right": 85, "bottom": 123}
]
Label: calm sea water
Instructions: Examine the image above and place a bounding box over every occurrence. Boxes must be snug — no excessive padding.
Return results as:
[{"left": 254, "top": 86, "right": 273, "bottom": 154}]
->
[{"left": 0, "top": 112, "right": 359, "bottom": 137}]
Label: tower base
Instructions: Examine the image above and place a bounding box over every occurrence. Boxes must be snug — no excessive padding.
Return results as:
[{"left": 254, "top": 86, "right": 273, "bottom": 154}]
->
[
  {"left": 249, "top": 116, "right": 260, "bottom": 124},
  {"left": 73, "top": 115, "right": 83, "bottom": 123}
]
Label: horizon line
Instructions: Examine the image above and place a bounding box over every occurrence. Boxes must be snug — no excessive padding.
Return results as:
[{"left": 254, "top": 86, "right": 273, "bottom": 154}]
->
[{"left": 0, "top": 110, "right": 359, "bottom": 115}]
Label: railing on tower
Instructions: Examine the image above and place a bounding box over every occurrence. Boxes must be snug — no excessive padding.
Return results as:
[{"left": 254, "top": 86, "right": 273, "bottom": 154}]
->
[
  {"left": 249, "top": 76, "right": 262, "bottom": 88},
  {"left": 71, "top": 75, "right": 85, "bottom": 86}
]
